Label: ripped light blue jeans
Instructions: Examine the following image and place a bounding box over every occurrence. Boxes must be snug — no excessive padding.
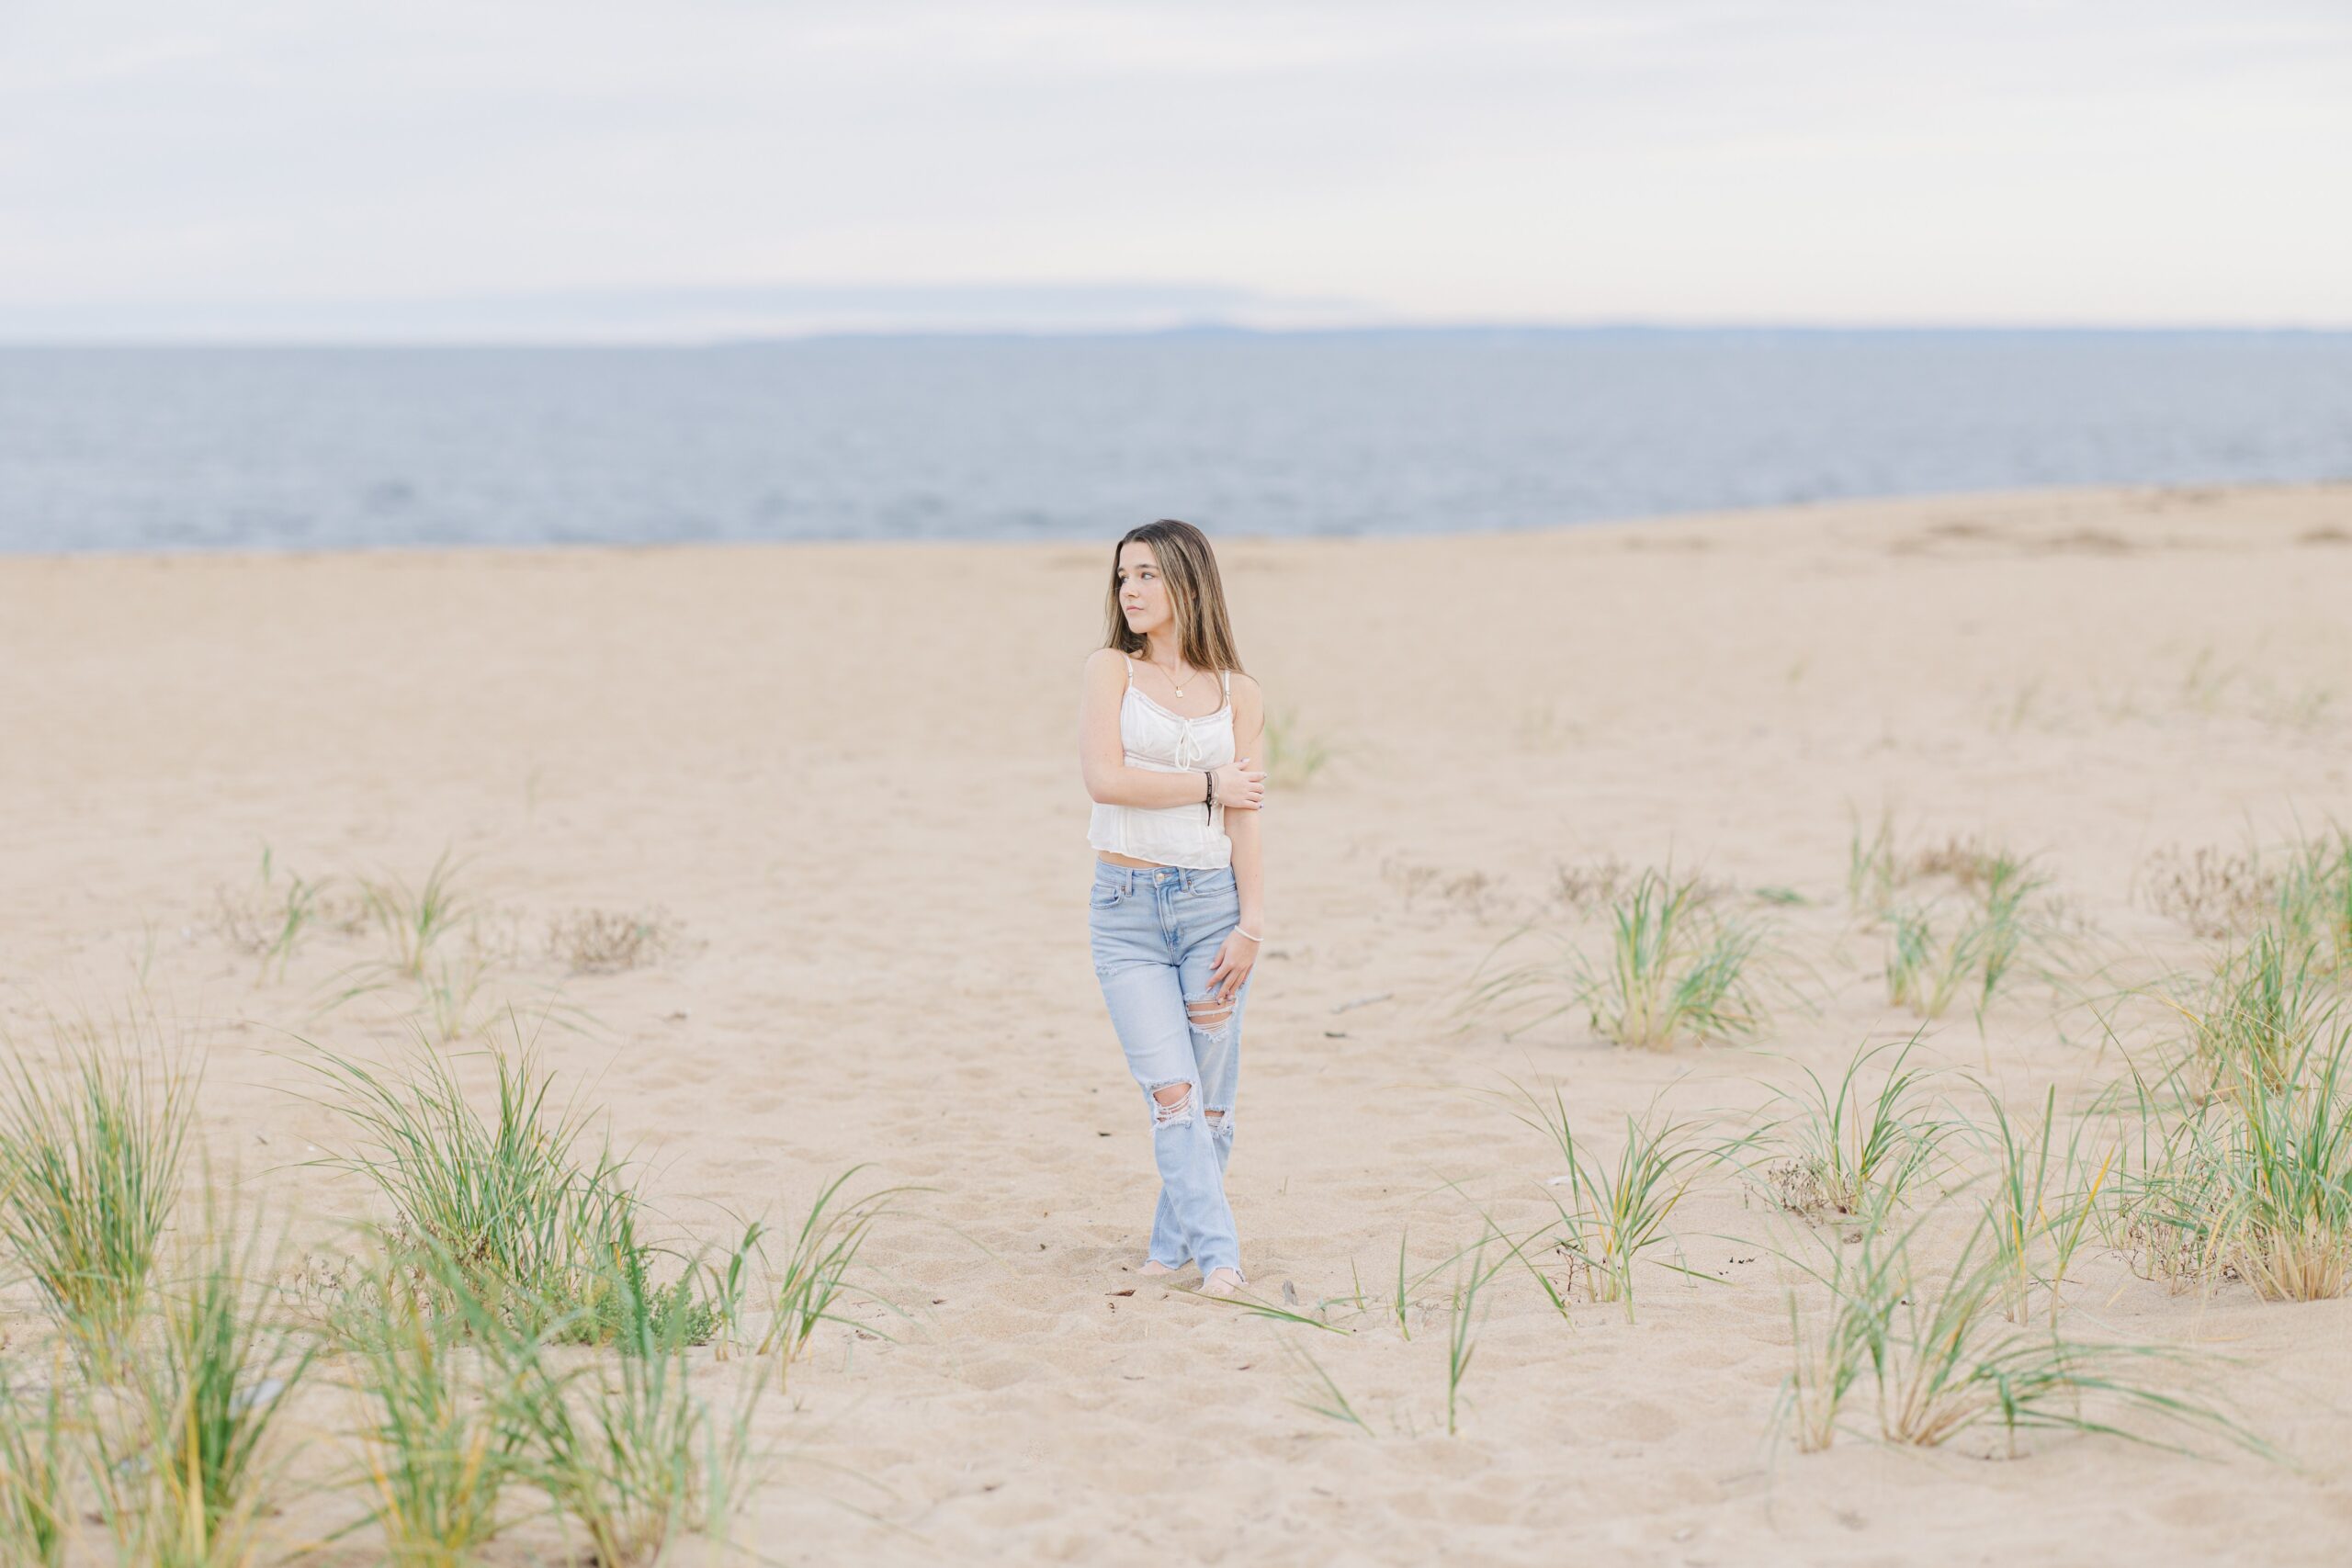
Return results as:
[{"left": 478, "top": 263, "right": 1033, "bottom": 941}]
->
[{"left": 1088, "top": 858, "right": 1255, "bottom": 1280}]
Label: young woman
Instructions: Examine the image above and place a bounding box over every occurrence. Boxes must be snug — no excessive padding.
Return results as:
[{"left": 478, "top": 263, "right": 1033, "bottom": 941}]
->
[{"left": 1079, "top": 519, "right": 1269, "bottom": 1298}]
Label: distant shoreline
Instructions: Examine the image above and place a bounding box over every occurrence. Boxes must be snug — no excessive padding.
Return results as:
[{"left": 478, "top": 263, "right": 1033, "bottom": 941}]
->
[{"left": 6, "top": 480, "right": 2346, "bottom": 567}]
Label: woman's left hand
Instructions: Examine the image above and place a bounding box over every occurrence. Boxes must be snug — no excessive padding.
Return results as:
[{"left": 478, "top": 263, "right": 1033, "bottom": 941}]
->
[{"left": 1205, "top": 929, "right": 1256, "bottom": 1004}]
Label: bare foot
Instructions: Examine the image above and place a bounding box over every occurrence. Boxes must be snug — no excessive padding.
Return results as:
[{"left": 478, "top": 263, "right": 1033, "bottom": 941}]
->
[
  {"left": 1200, "top": 1267, "right": 1245, "bottom": 1298},
  {"left": 1138, "top": 1259, "right": 1181, "bottom": 1277}
]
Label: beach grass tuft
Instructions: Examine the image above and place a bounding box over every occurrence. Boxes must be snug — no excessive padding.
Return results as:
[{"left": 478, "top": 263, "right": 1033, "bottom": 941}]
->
[
  {"left": 1454, "top": 863, "right": 1771, "bottom": 1050},
  {"left": 1774, "top": 1261, "right": 1873, "bottom": 1455},
  {"left": 2176, "top": 924, "right": 2340, "bottom": 1098},
  {"left": 0, "top": 1360, "right": 74, "bottom": 1567},
  {"left": 1505, "top": 1077, "right": 1724, "bottom": 1320},
  {"left": 295, "top": 1034, "right": 717, "bottom": 1349},
  {"left": 0, "top": 1018, "right": 194, "bottom": 1375},
  {"left": 1884, "top": 855, "right": 2050, "bottom": 1022},
  {"left": 1584, "top": 868, "right": 1772, "bottom": 1048},
  {"left": 1760, "top": 1033, "right": 1957, "bottom": 1224},
  {"left": 2275, "top": 823, "right": 2352, "bottom": 977},
  {"left": 2107, "top": 1019, "right": 2352, "bottom": 1301},
  {"left": 2213, "top": 1024, "right": 2352, "bottom": 1301},
  {"left": 1778, "top": 1209, "right": 2263, "bottom": 1459},
  {"left": 212, "top": 844, "right": 359, "bottom": 982},
  {"left": 413, "top": 950, "right": 496, "bottom": 1046},
  {"left": 325, "top": 1227, "right": 767, "bottom": 1565},
  {"left": 754, "top": 1168, "right": 905, "bottom": 1387},
  {"left": 358, "top": 848, "right": 475, "bottom": 982},
  {"left": 508, "top": 1305, "right": 764, "bottom": 1567},
  {"left": 339, "top": 1239, "right": 545, "bottom": 1567},
  {"left": 1848, "top": 807, "right": 1899, "bottom": 914},
  {"left": 99, "top": 1201, "right": 316, "bottom": 1566},
  {"left": 1974, "top": 1083, "right": 2115, "bottom": 1323},
  {"left": 1443, "top": 1238, "right": 1503, "bottom": 1437}
]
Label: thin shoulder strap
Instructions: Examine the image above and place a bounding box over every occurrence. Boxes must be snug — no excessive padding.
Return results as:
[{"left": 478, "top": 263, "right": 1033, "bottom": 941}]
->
[
  {"left": 1124, "top": 656, "right": 1136, "bottom": 686},
  {"left": 1221, "top": 670, "right": 1231, "bottom": 695}
]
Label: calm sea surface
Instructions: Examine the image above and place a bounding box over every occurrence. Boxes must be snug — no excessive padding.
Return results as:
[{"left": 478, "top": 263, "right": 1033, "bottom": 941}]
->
[{"left": 3, "top": 330, "right": 2347, "bottom": 553}]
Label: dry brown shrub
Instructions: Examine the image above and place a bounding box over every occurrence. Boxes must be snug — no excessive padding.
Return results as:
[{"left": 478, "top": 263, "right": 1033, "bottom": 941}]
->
[
  {"left": 2138, "top": 846, "right": 2280, "bottom": 940},
  {"left": 1385, "top": 852, "right": 1730, "bottom": 925},
  {"left": 546, "top": 907, "right": 681, "bottom": 975},
  {"left": 1905, "top": 834, "right": 2022, "bottom": 894},
  {"left": 1378, "top": 858, "right": 1531, "bottom": 921},
  {"left": 209, "top": 879, "right": 368, "bottom": 986},
  {"left": 1550, "top": 855, "right": 1632, "bottom": 913},
  {"left": 1767, "top": 1158, "right": 1831, "bottom": 1221},
  {"left": 1440, "top": 869, "right": 1498, "bottom": 911}
]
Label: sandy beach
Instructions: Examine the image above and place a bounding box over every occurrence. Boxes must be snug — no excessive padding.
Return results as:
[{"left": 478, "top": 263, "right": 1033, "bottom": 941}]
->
[{"left": 5, "top": 481, "right": 2352, "bottom": 1565}]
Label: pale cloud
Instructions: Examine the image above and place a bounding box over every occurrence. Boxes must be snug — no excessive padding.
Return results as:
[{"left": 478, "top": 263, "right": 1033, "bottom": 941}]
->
[{"left": 0, "top": 0, "right": 2346, "bottom": 333}]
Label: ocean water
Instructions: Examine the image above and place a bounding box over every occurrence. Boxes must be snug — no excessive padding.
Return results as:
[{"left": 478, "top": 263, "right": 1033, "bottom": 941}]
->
[{"left": 2, "top": 330, "right": 2347, "bottom": 554}]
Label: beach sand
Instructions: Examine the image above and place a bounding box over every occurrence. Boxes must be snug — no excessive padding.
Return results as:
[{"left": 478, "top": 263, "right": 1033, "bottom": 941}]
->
[{"left": 4, "top": 482, "right": 2351, "bottom": 1563}]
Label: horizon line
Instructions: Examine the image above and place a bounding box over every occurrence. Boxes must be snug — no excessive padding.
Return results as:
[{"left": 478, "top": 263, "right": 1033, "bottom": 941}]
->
[{"left": 6, "top": 318, "right": 2352, "bottom": 349}]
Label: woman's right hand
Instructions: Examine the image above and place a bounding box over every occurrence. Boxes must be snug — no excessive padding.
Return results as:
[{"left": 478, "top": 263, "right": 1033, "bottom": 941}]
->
[{"left": 1214, "top": 757, "right": 1268, "bottom": 810}]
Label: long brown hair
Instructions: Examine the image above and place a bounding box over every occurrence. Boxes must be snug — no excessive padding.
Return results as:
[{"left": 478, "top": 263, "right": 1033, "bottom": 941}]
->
[{"left": 1102, "top": 519, "right": 1245, "bottom": 673}]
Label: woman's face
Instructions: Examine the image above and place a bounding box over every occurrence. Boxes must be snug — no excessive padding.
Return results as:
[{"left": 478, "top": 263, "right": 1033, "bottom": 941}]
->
[{"left": 1116, "top": 544, "right": 1173, "bottom": 639}]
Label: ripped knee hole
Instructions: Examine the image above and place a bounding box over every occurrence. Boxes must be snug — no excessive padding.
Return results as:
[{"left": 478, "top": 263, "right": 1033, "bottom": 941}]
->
[
  {"left": 1184, "top": 996, "right": 1234, "bottom": 1031},
  {"left": 1150, "top": 1081, "right": 1195, "bottom": 1127}
]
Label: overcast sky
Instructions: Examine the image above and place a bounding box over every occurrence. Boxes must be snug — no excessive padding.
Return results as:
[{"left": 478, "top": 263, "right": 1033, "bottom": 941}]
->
[{"left": 3, "top": 0, "right": 2347, "bottom": 336}]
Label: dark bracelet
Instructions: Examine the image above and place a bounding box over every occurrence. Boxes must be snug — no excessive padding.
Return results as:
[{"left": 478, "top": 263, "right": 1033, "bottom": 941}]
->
[{"left": 1204, "top": 768, "right": 1215, "bottom": 822}]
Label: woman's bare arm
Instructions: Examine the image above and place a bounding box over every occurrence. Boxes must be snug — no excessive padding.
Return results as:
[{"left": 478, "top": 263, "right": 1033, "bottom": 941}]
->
[
  {"left": 1079, "top": 648, "right": 1225, "bottom": 808},
  {"left": 1224, "top": 673, "right": 1266, "bottom": 934}
]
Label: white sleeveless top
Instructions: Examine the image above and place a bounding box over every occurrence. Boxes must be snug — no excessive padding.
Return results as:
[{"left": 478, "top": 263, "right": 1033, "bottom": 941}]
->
[{"left": 1088, "top": 658, "right": 1235, "bottom": 869}]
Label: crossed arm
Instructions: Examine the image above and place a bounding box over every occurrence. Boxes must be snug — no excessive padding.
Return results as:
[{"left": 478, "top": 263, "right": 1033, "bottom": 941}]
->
[{"left": 1078, "top": 646, "right": 1267, "bottom": 932}]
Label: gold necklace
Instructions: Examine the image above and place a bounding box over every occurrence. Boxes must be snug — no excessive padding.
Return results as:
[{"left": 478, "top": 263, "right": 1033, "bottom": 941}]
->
[{"left": 1149, "top": 655, "right": 1199, "bottom": 697}]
